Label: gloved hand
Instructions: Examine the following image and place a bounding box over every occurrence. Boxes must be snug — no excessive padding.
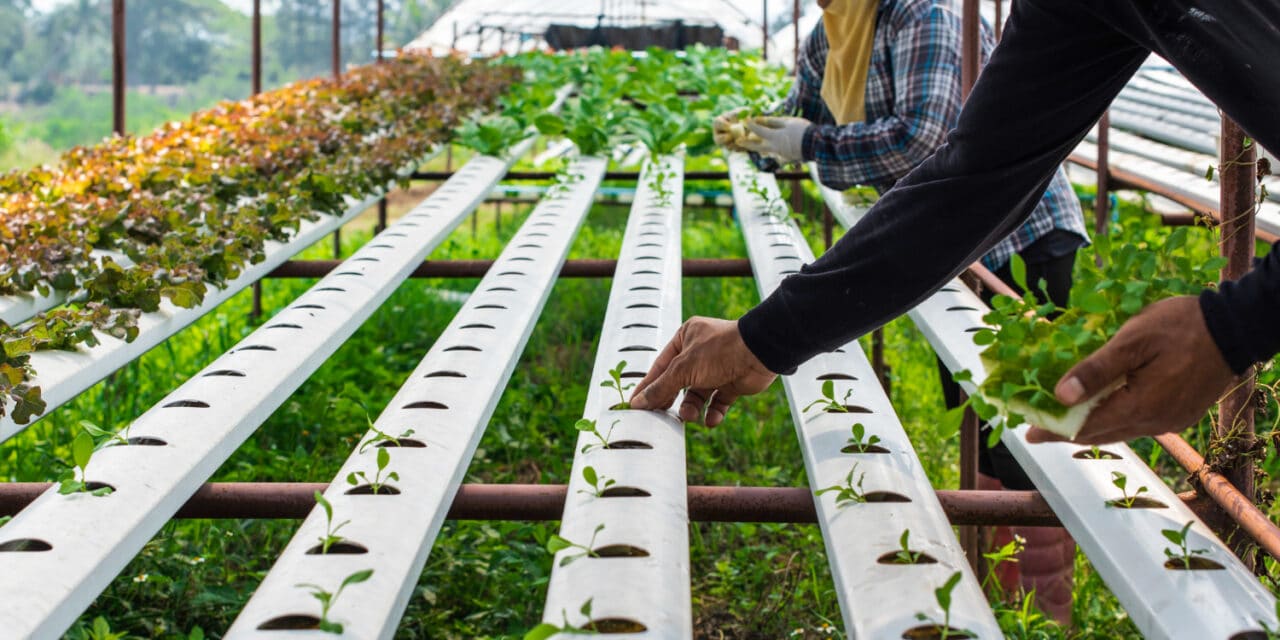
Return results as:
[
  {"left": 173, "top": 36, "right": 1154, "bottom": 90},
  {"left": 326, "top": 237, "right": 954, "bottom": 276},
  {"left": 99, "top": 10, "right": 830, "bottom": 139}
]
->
[
  {"left": 712, "top": 107, "right": 749, "bottom": 147},
  {"left": 742, "top": 116, "right": 810, "bottom": 164}
]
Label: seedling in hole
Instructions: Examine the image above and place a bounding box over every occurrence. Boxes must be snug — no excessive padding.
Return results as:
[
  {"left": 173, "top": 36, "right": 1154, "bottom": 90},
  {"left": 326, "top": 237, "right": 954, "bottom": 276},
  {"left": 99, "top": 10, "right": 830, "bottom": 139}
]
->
[
  {"left": 80, "top": 419, "right": 128, "bottom": 447},
  {"left": 1162, "top": 521, "right": 1209, "bottom": 569},
  {"left": 576, "top": 418, "right": 621, "bottom": 453},
  {"left": 524, "top": 598, "right": 596, "bottom": 639},
  {"left": 1083, "top": 445, "right": 1106, "bottom": 459},
  {"left": 295, "top": 568, "right": 373, "bottom": 634},
  {"left": 314, "top": 491, "right": 351, "bottom": 555},
  {"left": 601, "top": 360, "right": 635, "bottom": 409},
  {"left": 358, "top": 420, "right": 416, "bottom": 453},
  {"left": 1107, "top": 471, "right": 1148, "bottom": 508},
  {"left": 894, "top": 529, "right": 923, "bottom": 564},
  {"left": 914, "top": 571, "right": 974, "bottom": 640},
  {"left": 58, "top": 429, "right": 113, "bottom": 496},
  {"left": 578, "top": 466, "right": 616, "bottom": 498},
  {"left": 846, "top": 422, "right": 881, "bottom": 453},
  {"left": 803, "top": 379, "right": 854, "bottom": 413},
  {"left": 546, "top": 523, "right": 604, "bottom": 567},
  {"left": 346, "top": 447, "right": 399, "bottom": 494},
  {"left": 814, "top": 463, "right": 868, "bottom": 506}
]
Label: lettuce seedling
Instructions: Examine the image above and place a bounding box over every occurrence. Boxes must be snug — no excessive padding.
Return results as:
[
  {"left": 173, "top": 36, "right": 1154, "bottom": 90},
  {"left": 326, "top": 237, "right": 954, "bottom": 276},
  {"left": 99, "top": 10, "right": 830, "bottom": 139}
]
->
[
  {"left": 578, "top": 466, "right": 616, "bottom": 498},
  {"left": 815, "top": 463, "right": 868, "bottom": 507},
  {"left": 913, "top": 571, "right": 974, "bottom": 640},
  {"left": 846, "top": 422, "right": 882, "bottom": 453},
  {"left": 525, "top": 598, "right": 596, "bottom": 640},
  {"left": 576, "top": 418, "right": 621, "bottom": 453},
  {"left": 295, "top": 569, "right": 373, "bottom": 634},
  {"left": 804, "top": 379, "right": 853, "bottom": 414},
  {"left": 1162, "top": 521, "right": 1209, "bottom": 569},
  {"left": 1106, "top": 471, "right": 1149, "bottom": 508},
  {"left": 601, "top": 360, "right": 634, "bottom": 409},
  {"left": 58, "top": 429, "right": 113, "bottom": 496},
  {"left": 546, "top": 524, "right": 605, "bottom": 567},
  {"left": 346, "top": 447, "right": 399, "bottom": 495},
  {"left": 895, "top": 529, "right": 923, "bottom": 564},
  {"left": 313, "top": 491, "right": 351, "bottom": 555}
]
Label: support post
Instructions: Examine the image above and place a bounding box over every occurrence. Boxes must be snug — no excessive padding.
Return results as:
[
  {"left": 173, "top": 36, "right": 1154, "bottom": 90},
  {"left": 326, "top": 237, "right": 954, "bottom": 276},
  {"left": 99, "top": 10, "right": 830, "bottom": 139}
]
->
[
  {"left": 1096, "top": 110, "right": 1111, "bottom": 236},
  {"left": 959, "top": 392, "right": 982, "bottom": 576},
  {"left": 792, "top": 0, "right": 800, "bottom": 72},
  {"left": 762, "top": 0, "right": 768, "bottom": 61},
  {"left": 1216, "top": 117, "right": 1258, "bottom": 564},
  {"left": 872, "top": 328, "right": 889, "bottom": 396},
  {"left": 960, "top": 0, "right": 979, "bottom": 100},
  {"left": 823, "top": 203, "right": 834, "bottom": 250},
  {"left": 332, "top": 0, "right": 341, "bottom": 79},
  {"left": 252, "top": 0, "right": 262, "bottom": 95},
  {"left": 112, "top": 0, "right": 125, "bottom": 136},
  {"left": 994, "top": 0, "right": 1003, "bottom": 40},
  {"left": 376, "top": 0, "right": 384, "bottom": 62}
]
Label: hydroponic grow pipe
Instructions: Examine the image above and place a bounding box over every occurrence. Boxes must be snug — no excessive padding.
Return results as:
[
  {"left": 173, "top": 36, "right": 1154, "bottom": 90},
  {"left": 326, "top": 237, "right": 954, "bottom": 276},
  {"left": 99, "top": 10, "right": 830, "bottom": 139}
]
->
[{"left": 267, "top": 258, "right": 755, "bottom": 278}]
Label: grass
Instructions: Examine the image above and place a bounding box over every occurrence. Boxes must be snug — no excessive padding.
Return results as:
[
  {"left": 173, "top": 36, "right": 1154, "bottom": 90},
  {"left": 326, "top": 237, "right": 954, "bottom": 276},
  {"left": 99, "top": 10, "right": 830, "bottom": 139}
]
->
[{"left": 3, "top": 156, "right": 1273, "bottom": 638}]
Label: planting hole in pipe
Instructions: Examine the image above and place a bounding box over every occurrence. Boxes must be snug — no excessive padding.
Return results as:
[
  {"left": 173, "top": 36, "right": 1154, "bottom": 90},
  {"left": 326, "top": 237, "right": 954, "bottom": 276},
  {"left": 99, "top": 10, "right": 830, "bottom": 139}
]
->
[
  {"left": 315, "top": 287, "right": 345, "bottom": 293},
  {"left": 620, "top": 371, "right": 646, "bottom": 379},
  {"left": 600, "top": 486, "right": 651, "bottom": 498},
  {"left": 864, "top": 491, "right": 911, "bottom": 503},
  {"left": 334, "top": 271, "right": 363, "bottom": 278},
  {"left": 294, "top": 304, "right": 326, "bottom": 310},
  {"left": 633, "top": 270, "right": 660, "bottom": 276},
  {"left": 637, "top": 243, "right": 662, "bottom": 248},
  {"left": 164, "top": 400, "right": 210, "bottom": 409},
  {"left": 497, "top": 271, "right": 525, "bottom": 277},
  {"left": 876, "top": 551, "right": 938, "bottom": 565},
  {"left": 902, "top": 625, "right": 975, "bottom": 640},
  {"left": 582, "top": 619, "right": 648, "bottom": 633},
  {"left": 1073, "top": 448, "right": 1121, "bottom": 460},
  {"left": 116, "top": 436, "right": 167, "bottom": 447},
  {"left": 620, "top": 345, "right": 657, "bottom": 352},
  {"left": 946, "top": 306, "right": 979, "bottom": 312},
  {"left": 203, "top": 370, "right": 246, "bottom": 378},
  {"left": 487, "top": 286, "right": 516, "bottom": 293},
  {"left": 265, "top": 323, "right": 303, "bottom": 330},
  {"left": 1164, "top": 557, "right": 1225, "bottom": 570},
  {"left": 375, "top": 438, "right": 426, "bottom": 448},
  {"left": 352, "top": 256, "right": 379, "bottom": 262},
  {"left": 592, "top": 544, "right": 650, "bottom": 558},
  {"left": 405, "top": 401, "right": 448, "bottom": 410},
  {"left": 461, "top": 323, "right": 496, "bottom": 330},
  {"left": 257, "top": 615, "right": 321, "bottom": 631},
  {"left": 305, "top": 541, "right": 369, "bottom": 555},
  {"left": 625, "top": 304, "right": 658, "bottom": 310},
  {"left": 1228, "top": 632, "right": 1270, "bottom": 640},
  {"left": 444, "top": 345, "right": 482, "bottom": 352},
  {"left": 827, "top": 405, "right": 873, "bottom": 414},
  {"left": 509, "top": 256, "right": 535, "bottom": 262},
  {"left": 345, "top": 483, "right": 401, "bottom": 495},
  {"left": 817, "top": 373, "right": 856, "bottom": 381},
  {"left": 0, "top": 538, "right": 53, "bottom": 552},
  {"left": 629, "top": 286, "right": 659, "bottom": 291},
  {"left": 939, "top": 286, "right": 959, "bottom": 293},
  {"left": 842, "top": 443, "right": 889, "bottom": 454},
  {"left": 623, "top": 323, "right": 658, "bottom": 329},
  {"left": 608, "top": 440, "right": 653, "bottom": 450},
  {"left": 425, "top": 371, "right": 466, "bottom": 378},
  {"left": 1105, "top": 497, "right": 1167, "bottom": 509},
  {"left": 476, "top": 304, "right": 508, "bottom": 310},
  {"left": 517, "top": 243, "right": 542, "bottom": 249},
  {"left": 235, "top": 345, "right": 277, "bottom": 352}
]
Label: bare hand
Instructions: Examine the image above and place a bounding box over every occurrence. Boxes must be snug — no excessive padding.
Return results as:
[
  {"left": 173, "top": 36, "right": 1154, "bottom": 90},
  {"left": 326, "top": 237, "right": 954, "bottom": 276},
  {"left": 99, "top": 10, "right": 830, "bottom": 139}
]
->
[
  {"left": 1026, "top": 296, "right": 1237, "bottom": 445},
  {"left": 629, "top": 317, "right": 777, "bottom": 426}
]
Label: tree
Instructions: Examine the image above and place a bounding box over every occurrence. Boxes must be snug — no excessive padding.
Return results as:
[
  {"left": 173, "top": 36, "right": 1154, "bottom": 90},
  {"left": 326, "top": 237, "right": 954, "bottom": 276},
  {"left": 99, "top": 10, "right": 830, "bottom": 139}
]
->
[{"left": 126, "top": 0, "right": 216, "bottom": 88}]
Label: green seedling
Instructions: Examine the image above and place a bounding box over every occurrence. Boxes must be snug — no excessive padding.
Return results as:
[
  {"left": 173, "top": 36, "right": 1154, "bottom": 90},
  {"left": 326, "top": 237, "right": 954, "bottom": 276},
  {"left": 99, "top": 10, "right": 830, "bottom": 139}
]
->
[
  {"left": 295, "top": 568, "right": 373, "bottom": 634},
  {"left": 578, "top": 466, "right": 616, "bottom": 498},
  {"left": 981, "top": 534, "right": 1025, "bottom": 596},
  {"left": 1084, "top": 446, "right": 1105, "bottom": 459},
  {"left": 546, "top": 524, "right": 604, "bottom": 567},
  {"left": 58, "top": 429, "right": 113, "bottom": 496},
  {"left": 524, "top": 598, "right": 596, "bottom": 639},
  {"left": 648, "top": 168, "right": 676, "bottom": 207},
  {"left": 313, "top": 491, "right": 351, "bottom": 555},
  {"left": 0, "top": 515, "right": 10, "bottom": 528},
  {"left": 746, "top": 180, "right": 785, "bottom": 218},
  {"left": 346, "top": 446, "right": 399, "bottom": 494},
  {"left": 894, "top": 529, "right": 922, "bottom": 564},
  {"left": 1161, "top": 521, "right": 1209, "bottom": 569},
  {"left": 576, "top": 418, "right": 621, "bottom": 453},
  {"left": 914, "top": 571, "right": 974, "bottom": 640},
  {"left": 80, "top": 420, "right": 128, "bottom": 448},
  {"left": 814, "top": 463, "right": 868, "bottom": 507},
  {"left": 1107, "top": 471, "right": 1149, "bottom": 508},
  {"left": 601, "top": 360, "right": 635, "bottom": 409},
  {"left": 803, "top": 379, "right": 854, "bottom": 413},
  {"left": 358, "top": 421, "right": 415, "bottom": 454},
  {"left": 846, "top": 422, "right": 882, "bottom": 453}
]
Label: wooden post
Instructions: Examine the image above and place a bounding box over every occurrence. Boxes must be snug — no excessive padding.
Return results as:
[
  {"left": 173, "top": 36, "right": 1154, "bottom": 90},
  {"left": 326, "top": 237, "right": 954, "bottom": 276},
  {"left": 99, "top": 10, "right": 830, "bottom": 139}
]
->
[
  {"left": 112, "top": 0, "right": 125, "bottom": 136},
  {"left": 994, "top": 0, "right": 1003, "bottom": 41},
  {"left": 959, "top": 393, "right": 982, "bottom": 574},
  {"left": 1216, "top": 117, "right": 1258, "bottom": 565}
]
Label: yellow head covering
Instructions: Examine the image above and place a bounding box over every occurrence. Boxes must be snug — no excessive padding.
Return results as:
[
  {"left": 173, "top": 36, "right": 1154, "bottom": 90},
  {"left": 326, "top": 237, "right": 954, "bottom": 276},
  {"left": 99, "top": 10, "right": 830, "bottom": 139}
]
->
[{"left": 820, "top": 0, "right": 880, "bottom": 124}]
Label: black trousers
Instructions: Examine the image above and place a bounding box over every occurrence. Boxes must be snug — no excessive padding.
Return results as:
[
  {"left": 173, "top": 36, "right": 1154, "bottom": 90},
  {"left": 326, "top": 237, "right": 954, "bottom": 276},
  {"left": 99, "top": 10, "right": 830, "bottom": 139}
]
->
[{"left": 937, "top": 249, "right": 1076, "bottom": 490}]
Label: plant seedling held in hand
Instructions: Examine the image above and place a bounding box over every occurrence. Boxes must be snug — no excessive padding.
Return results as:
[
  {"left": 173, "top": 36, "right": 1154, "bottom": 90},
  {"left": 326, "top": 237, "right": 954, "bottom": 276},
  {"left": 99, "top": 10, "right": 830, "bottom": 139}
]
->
[
  {"left": 578, "top": 466, "right": 616, "bottom": 498},
  {"left": 546, "top": 524, "right": 605, "bottom": 567},
  {"left": 295, "top": 568, "right": 373, "bottom": 634},
  {"left": 804, "top": 379, "right": 854, "bottom": 414},
  {"left": 602, "top": 360, "right": 635, "bottom": 409},
  {"left": 1107, "top": 471, "right": 1149, "bottom": 508},
  {"left": 346, "top": 447, "right": 399, "bottom": 495},
  {"left": 58, "top": 429, "right": 113, "bottom": 496},
  {"left": 576, "top": 418, "right": 620, "bottom": 453},
  {"left": 815, "top": 463, "right": 868, "bottom": 507},
  {"left": 314, "top": 491, "right": 351, "bottom": 555}
]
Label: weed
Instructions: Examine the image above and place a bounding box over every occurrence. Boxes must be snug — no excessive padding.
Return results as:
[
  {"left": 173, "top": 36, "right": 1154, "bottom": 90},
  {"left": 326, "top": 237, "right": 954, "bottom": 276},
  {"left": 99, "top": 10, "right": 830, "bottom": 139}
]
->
[
  {"left": 345, "top": 447, "right": 399, "bottom": 495},
  {"left": 295, "top": 568, "right": 374, "bottom": 634},
  {"left": 981, "top": 535, "right": 1025, "bottom": 597}
]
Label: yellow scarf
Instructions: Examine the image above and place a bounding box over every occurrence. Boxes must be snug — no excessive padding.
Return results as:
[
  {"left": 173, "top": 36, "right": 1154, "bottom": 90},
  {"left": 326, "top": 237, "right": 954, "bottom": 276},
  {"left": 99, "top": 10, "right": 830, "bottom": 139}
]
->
[{"left": 820, "top": 0, "right": 880, "bottom": 124}]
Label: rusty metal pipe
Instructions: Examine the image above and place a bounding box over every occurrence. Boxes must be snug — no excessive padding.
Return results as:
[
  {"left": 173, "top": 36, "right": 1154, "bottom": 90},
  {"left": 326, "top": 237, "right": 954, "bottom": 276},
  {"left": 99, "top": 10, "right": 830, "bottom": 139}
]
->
[
  {"left": 1155, "top": 434, "right": 1280, "bottom": 562},
  {"left": 252, "top": 0, "right": 262, "bottom": 95},
  {"left": 960, "top": 0, "right": 979, "bottom": 100},
  {"left": 0, "top": 483, "right": 1061, "bottom": 526},
  {"left": 1096, "top": 111, "right": 1111, "bottom": 236},
  {"left": 267, "top": 258, "right": 755, "bottom": 279}
]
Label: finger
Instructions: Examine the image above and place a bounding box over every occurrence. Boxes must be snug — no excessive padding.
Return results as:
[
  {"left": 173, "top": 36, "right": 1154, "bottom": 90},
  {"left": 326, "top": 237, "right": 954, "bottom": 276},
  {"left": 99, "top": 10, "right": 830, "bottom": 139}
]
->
[
  {"left": 705, "top": 391, "right": 738, "bottom": 427},
  {"left": 744, "top": 120, "right": 777, "bottom": 138},
  {"left": 739, "top": 136, "right": 771, "bottom": 155},
  {"left": 749, "top": 116, "right": 786, "bottom": 130},
  {"left": 679, "top": 388, "right": 713, "bottom": 423},
  {"left": 631, "top": 326, "right": 688, "bottom": 409},
  {"left": 632, "top": 354, "right": 692, "bottom": 412},
  {"left": 1025, "top": 426, "right": 1070, "bottom": 444},
  {"left": 1070, "top": 386, "right": 1147, "bottom": 444},
  {"left": 1055, "top": 335, "right": 1137, "bottom": 406}
]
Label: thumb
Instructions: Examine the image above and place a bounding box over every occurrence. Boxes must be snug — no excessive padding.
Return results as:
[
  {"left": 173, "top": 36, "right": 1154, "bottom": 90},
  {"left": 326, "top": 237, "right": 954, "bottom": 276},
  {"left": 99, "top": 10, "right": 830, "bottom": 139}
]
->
[
  {"left": 747, "top": 117, "right": 786, "bottom": 132},
  {"left": 631, "top": 358, "right": 689, "bottom": 411},
  {"left": 1056, "top": 337, "right": 1133, "bottom": 406}
]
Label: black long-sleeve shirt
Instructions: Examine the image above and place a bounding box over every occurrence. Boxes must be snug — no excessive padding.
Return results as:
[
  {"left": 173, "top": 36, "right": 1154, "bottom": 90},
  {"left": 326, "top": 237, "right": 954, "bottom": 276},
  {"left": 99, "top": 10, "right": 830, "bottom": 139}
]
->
[{"left": 739, "top": 0, "right": 1280, "bottom": 377}]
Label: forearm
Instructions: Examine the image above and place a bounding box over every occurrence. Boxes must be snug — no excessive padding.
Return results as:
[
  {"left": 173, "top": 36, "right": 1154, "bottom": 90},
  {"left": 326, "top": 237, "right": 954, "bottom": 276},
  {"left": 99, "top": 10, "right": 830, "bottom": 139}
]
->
[
  {"left": 1200, "top": 242, "right": 1280, "bottom": 373},
  {"left": 738, "top": 0, "right": 1148, "bottom": 374}
]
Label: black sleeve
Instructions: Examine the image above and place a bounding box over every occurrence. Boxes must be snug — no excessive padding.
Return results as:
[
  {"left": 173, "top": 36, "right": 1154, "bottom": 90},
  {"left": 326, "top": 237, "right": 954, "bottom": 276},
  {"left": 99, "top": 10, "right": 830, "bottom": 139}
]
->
[
  {"left": 737, "top": 0, "right": 1149, "bottom": 374},
  {"left": 1200, "top": 242, "right": 1280, "bottom": 374}
]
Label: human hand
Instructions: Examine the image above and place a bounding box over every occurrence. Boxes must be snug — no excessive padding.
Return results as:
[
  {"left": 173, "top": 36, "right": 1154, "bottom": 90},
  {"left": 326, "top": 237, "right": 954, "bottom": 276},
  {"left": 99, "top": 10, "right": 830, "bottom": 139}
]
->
[
  {"left": 712, "top": 107, "right": 750, "bottom": 147},
  {"left": 1026, "top": 296, "right": 1238, "bottom": 445},
  {"left": 741, "top": 116, "right": 811, "bottom": 163},
  {"left": 629, "top": 316, "right": 777, "bottom": 426}
]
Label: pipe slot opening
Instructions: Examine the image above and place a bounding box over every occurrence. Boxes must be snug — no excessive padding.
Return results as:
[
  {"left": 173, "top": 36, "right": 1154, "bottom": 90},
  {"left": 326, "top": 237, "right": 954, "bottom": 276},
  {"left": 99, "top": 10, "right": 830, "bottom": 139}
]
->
[
  {"left": 461, "top": 323, "right": 496, "bottom": 330},
  {"left": 581, "top": 619, "right": 648, "bottom": 634},
  {"left": 1072, "top": 448, "right": 1121, "bottom": 460},
  {"left": 876, "top": 551, "right": 938, "bottom": 565},
  {"left": 345, "top": 484, "right": 401, "bottom": 495},
  {"left": 841, "top": 443, "right": 890, "bottom": 454},
  {"left": 629, "top": 286, "right": 659, "bottom": 291},
  {"left": 234, "top": 345, "right": 277, "bottom": 352},
  {"left": 334, "top": 271, "right": 363, "bottom": 277},
  {"left": 817, "top": 373, "right": 856, "bottom": 381},
  {"left": 600, "top": 486, "right": 652, "bottom": 498},
  {"left": 257, "top": 615, "right": 322, "bottom": 631},
  {"left": 592, "top": 544, "right": 650, "bottom": 558},
  {"left": 426, "top": 371, "right": 466, "bottom": 378},
  {"left": 444, "top": 345, "right": 482, "bottom": 352},
  {"left": 497, "top": 271, "right": 525, "bottom": 276},
  {"left": 620, "top": 345, "right": 657, "bottom": 352},
  {"left": 626, "top": 304, "right": 658, "bottom": 310},
  {"left": 293, "top": 304, "right": 326, "bottom": 311},
  {"left": 607, "top": 440, "right": 653, "bottom": 450},
  {"left": 1105, "top": 497, "right": 1167, "bottom": 509},
  {"left": 315, "top": 287, "right": 346, "bottom": 293},
  {"left": 486, "top": 287, "right": 516, "bottom": 293},
  {"left": 476, "top": 304, "right": 508, "bottom": 310},
  {"left": 405, "top": 401, "right": 448, "bottom": 410},
  {"left": 0, "top": 539, "right": 52, "bottom": 552},
  {"left": 123, "top": 437, "right": 167, "bottom": 447},
  {"left": 623, "top": 323, "right": 657, "bottom": 329},
  {"left": 265, "top": 323, "right": 303, "bottom": 330},
  {"left": 375, "top": 438, "right": 426, "bottom": 448},
  {"left": 305, "top": 541, "right": 369, "bottom": 555},
  {"left": 902, "top": 625, "right": 975, "bottom": 640},
  {"left": 620, "top": 371, "right": 647, "bottom": 379},
  {"left": 164, "top": 400, "right": 210, "bottom": 409},
  {"left": 1164, "top": 557, "right": 1225, "bottom": 570},
  {"left": 864, "top": 491, "right": 911, "bottom": 503},
  {"left": 203, "top": 370, "right": 246, "bottom": 378},
  {"left": 826, "top": 405, "right": 873, "bottom": 414},
  {"left": 946, "top": 306, "right": 979, "bottom": 312}
]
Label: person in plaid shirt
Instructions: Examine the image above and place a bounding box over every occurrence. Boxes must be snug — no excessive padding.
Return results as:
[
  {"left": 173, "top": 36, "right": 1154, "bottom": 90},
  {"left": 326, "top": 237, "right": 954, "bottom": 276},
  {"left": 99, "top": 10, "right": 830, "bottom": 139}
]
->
[{"left": 718, "top": 0, "right": 1087, "bottom": 622}]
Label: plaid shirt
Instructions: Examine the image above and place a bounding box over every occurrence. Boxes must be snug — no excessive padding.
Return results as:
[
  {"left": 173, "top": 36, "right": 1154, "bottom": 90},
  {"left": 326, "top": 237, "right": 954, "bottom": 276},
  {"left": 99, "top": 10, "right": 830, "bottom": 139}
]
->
[{"left": 765, "top": 0, "right": 1087, "bottom": 269}]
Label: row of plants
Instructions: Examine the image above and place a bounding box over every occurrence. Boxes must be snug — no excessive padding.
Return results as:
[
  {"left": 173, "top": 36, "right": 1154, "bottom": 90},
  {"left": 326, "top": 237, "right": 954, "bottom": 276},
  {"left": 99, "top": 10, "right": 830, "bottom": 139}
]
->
[{"left": 0, "top": 55, "right": 519, "bottom": 424}]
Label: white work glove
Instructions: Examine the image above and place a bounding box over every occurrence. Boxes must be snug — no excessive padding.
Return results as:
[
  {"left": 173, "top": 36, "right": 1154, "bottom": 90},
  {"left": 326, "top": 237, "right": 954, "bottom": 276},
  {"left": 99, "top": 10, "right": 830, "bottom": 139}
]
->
[
  {"left": 712, "top": 107, "right": 749, "bottom": 147},
  {"left": 742, "top": 116, "right": 810, "bottom": 164}
]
